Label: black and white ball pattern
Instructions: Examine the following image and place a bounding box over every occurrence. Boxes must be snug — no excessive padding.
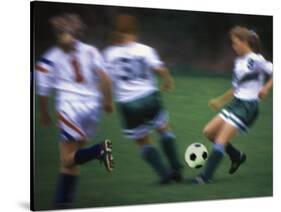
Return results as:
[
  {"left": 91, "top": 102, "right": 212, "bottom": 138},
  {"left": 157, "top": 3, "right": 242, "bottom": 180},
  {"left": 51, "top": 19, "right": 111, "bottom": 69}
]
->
[{"left": 185, "top": 143, "right": 208, "bottom": 169}]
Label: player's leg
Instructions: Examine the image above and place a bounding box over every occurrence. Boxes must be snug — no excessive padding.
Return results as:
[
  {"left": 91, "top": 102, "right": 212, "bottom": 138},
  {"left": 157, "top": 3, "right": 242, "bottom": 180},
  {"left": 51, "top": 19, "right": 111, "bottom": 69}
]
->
[
  {"left": 118, "top": 93, "right": 169, "bottom": 183},
  {"left": 136, "top": 134, "right": 170, "bottom": 184},
  {"left": 219, "top": 99, "right": 258, "bottom": 173},
  {"left": 139, "top": 91, "right": 182, "bottom": 181},
  {"left": 54, "top": 105, "right": 113, "bottom": 208},
  {"left": 57, "top": 100, "right": 114, "bottom": 170},
  {"left": 74, "top": 139, "right": 113, "bottom": 171},
  {"left": 203, "top": 115, "right": 224, "bottom": 141},
  {"left": 157, "top": 124, "right": 183, "bottom": 182},
  {"left": 54, "top": 141, "right": 83, "bottom": 209},
  {"left": 196, "top": 122, "right": 238, "bottom": 183},
  {"left": 58, "top": 111, "right": 112, "bottom": 168},
  {"left": 203, "top": 114, "right": 241, "bottom": 163},
  {"left": 54, "top": 138, "right": 113, "bottom": 208}
]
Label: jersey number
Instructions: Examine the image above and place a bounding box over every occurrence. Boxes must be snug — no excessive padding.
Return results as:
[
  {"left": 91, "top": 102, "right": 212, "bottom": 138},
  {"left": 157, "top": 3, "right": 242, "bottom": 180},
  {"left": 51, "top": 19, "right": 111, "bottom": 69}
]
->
[
  {"left": 71, "top": 56, "right": 84, "bottom": 82},
  {"left": 247, "top": 58, "right": 255, "bottom": 71},
  {"left": 117, "top": 57, "right": 147, "bottom": 81}
]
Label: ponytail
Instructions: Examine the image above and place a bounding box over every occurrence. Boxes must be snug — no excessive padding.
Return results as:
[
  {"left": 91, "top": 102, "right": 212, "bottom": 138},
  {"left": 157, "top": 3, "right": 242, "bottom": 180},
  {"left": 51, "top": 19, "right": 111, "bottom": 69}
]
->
[
  {"left": 248, "top": 30, "right": 261, "bottom": 53},
  {"left": 229, "top": 26, "right": 262, "bottom": 53}
]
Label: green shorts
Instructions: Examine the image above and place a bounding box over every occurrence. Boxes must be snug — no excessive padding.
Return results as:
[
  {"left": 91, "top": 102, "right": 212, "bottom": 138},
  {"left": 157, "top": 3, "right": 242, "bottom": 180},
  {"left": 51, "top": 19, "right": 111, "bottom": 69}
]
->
[
  {"left": 117, "top": 91, "right": 168, "bottom": 139},
  {"left": 219, "top": 97, "right": 259, "bottom": 132}
]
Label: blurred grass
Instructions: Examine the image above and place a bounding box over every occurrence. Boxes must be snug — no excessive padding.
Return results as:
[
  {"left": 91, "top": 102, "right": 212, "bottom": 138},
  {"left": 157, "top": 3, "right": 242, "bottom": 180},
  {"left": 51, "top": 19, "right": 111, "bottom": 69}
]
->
[{"left": 34, "top": 69, "right": 273, "bottom": 210}]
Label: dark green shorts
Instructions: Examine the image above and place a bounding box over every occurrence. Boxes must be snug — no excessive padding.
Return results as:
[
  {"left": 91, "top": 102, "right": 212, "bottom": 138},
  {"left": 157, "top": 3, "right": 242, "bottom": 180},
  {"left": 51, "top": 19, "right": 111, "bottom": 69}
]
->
[
  {"left": 219, "top": 97, "right": 259, "bottom": 132},
  {"left": 117, "top": 91, "right": 168, "bottom": 139}
]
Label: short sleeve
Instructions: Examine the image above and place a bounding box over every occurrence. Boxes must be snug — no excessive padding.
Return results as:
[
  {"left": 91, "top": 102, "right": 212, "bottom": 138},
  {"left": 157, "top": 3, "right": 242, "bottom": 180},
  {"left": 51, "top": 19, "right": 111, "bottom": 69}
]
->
[
  {"left": 256, "top": 58, "right": 273, "bottom": 75},
  {"left": 145, "top": 47, "right": 164, "bottom": 69},
  {"left": 35, "top": 50, "right": 55, "bottom": 96}
]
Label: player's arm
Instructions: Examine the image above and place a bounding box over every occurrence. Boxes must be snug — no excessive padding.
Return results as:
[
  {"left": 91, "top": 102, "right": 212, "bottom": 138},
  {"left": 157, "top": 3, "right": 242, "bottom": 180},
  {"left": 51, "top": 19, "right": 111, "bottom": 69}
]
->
[
  {"left": 258, "top": 60, "right": 273, "bottom": 99},
  {"left": 145, "top": 47, "right": 174, "bottom": 92},
  {"left": 35, "top": 57, "right": 54, "bottom": 127},
  {"left": 259, "top": 76, "right": 273, "bottom": 99},
  {"left": 97, "top": 70, "right": 114, "bottom": 113},
  {"left": 208, "top": 88, "right": 234, "bottom": 112},
  {"left": 94, "top": 48, "right": 114, "bottom": 113},
  {"left": 153, "top": 66, "right": 174, "bottom": 92}
]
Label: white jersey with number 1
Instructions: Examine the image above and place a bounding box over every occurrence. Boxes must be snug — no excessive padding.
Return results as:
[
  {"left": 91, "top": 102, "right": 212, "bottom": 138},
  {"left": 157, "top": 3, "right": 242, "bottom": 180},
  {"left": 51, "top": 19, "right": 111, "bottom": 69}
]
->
[
  {"left": 103, "top": 42, "right": 164, "bottom": 102},
  {"left": 35, "top": 40, "right": 106, "bottom": 105},
  {"left": 35, "top": 41, "right": 107, "bottom": 141}
]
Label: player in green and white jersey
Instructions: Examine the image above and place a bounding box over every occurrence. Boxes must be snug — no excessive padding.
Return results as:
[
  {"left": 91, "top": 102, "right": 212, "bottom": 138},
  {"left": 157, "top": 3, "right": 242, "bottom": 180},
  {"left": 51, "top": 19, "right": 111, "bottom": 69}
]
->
[
  {"left": 103, "top": 15, "right": 183, "bottom": 184},
  {"left": 195, "top": 26, "right": 273, "bottom": 184}
]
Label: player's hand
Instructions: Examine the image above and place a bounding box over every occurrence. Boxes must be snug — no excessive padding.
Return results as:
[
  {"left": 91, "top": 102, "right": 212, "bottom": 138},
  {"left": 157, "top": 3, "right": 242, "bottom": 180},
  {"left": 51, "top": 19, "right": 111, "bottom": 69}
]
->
[
  {"left": 208, "top": 98, "right": 224, "bottom": 112},
  {"left": 40, "top": 113, "right": 52, "bottom": 127},
  {"left": 258, "top": 87, "right": 269, "bottom": 99},
  {"left": 161, "top": 77, "right": 174, "bottom": 92},
  {"left": 103, "top": 101, "right": 114, "bottom": 113}
]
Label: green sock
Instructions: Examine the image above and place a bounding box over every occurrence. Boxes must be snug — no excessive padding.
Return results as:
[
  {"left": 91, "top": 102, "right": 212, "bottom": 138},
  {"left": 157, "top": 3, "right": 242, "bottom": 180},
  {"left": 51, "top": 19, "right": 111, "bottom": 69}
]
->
[
  {"left": 140, "top": 144, "right": 168, "bottom": 179},
  {"left": 159, "top": 131, "right": 183, "bottom": 171},
  {"left": 201, "top": 143, "right": 225, "bottom": 180}
]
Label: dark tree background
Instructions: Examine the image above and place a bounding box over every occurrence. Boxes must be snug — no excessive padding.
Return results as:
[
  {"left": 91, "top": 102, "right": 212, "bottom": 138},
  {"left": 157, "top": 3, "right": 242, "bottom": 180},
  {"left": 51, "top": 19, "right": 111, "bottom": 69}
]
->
[{"left": 32, "top": 1, "right": 273, "bottom": 73}]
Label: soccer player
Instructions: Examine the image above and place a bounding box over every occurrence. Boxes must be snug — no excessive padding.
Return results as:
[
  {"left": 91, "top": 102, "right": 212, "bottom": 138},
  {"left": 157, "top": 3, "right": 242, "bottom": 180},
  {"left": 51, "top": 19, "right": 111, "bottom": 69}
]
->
[
  {"left": 195, "top": 26, "right": 273, "bottom": 184},
  {"left": 103, "top": 15, "right": 183, "bottom": 184},
  {"left": 35, "top": 14, "right": 114, "bottom": 208}
]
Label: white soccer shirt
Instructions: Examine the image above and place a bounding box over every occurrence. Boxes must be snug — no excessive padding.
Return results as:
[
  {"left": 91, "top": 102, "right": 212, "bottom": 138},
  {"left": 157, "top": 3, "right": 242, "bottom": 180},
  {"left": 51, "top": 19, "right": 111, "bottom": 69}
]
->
[
  {"left": 232, "top": 52, "right": 273, "bottom": 100},
  {"left": 103, "top": 42, "right": 164, "bottom": 102},
  {"left": 35, "top": 41, "right": 106, "bottom": 105}
]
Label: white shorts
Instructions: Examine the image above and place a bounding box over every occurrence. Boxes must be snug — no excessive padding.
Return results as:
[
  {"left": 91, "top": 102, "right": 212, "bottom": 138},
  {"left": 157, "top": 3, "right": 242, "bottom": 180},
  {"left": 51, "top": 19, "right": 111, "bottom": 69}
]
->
[{"left": 56, "top": 100, "right": 102, "bottom": 142}]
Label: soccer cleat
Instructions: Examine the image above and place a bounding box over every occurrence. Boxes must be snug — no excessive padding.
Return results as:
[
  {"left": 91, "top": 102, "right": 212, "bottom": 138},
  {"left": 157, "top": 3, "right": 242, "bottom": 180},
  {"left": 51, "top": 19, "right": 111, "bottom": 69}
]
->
[
  {"left": 229, "top": 152, "right": 246, "bottom": 174},
  {"left": 99, "top": 139, "right": 114, "bottom": 172}
]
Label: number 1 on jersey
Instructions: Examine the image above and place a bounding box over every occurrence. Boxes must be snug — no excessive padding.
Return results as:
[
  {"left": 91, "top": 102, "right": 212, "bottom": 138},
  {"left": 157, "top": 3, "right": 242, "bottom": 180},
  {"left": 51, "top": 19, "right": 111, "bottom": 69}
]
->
[{"left": 71, "top": 56, "right": 84, "bottom": 82}]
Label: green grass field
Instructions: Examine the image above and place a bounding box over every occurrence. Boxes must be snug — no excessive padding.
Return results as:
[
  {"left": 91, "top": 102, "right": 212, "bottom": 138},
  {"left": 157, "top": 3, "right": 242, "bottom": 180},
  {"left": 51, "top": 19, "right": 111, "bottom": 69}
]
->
[{"left": 34, "top": 70, "right": 273, "bottom": 210}]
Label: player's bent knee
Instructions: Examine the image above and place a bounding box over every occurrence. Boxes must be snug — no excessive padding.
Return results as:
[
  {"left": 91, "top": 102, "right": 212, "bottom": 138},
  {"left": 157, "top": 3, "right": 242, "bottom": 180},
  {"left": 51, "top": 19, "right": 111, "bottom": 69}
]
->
[
  {"left": 60, "top": 154, "right": 75, "bottom": 168},
  {"left": 202, "top": 126, "right": 209, "bottom": 137},
  {"left": 202, "top": 126, "right": 214, "bottom": 141}
]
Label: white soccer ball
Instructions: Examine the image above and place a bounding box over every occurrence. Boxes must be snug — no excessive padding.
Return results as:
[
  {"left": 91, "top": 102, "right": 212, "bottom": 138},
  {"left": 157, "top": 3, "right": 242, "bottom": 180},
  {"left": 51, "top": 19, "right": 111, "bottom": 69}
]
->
[{"left": 184, "top": 143, "right": 208, "bottom": 169}]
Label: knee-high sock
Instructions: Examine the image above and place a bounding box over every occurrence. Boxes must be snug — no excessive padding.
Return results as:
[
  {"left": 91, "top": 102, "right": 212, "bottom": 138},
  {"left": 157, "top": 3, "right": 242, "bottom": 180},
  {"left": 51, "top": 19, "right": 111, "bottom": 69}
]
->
[
  {"left": 159, "top": 131, "right": 182, "bottom": 171},
  {"left": 140, "top": 144, "right": 168, "bottom": 179},
  {"left": 210, "top": 139, "right": 240, "bottom": 162},
  {"left": 201, "top": 143, "right": 225, "bottom": 180},
  {"left": 225, "top": 143, "right": 241, "bottom": 161},
  {"left": 74, "top": 143, "right": 102, "bottom": 165},
  {"left": 54, "top": 173, "right": 79, "bottom": 209}
]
